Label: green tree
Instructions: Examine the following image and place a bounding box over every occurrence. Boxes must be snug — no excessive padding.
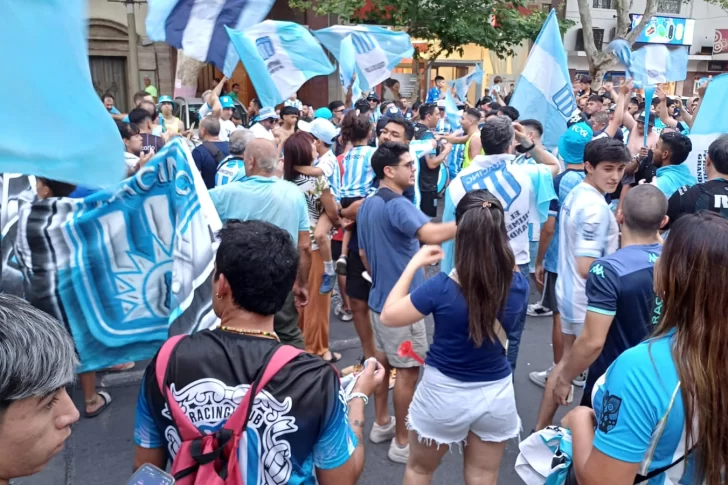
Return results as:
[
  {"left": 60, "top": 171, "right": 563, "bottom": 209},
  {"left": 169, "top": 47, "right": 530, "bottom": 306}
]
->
[{"left": 291, "top": 0, "right": 573, "bottom": 99}]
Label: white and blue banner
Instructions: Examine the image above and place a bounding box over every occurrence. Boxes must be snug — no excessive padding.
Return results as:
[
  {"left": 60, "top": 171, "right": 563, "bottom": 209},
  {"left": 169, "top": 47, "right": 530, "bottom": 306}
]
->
[
  {"left": 146, "top": 0, "right": 274, "bottom": 77},
  {"left": 13, "top": 139, "right": 220, "bottom": 373},
  {"left": 313, "top": 25, "right": 414, "bottom": 93},
  {"left": 1, "top": 0, "right": 126, "bottom": 188},
  {"left": 445, "top": 90, "right": 462, "bottom": 131},
  {"left": 686, "top": 73, "right": 728, "bottom": 183},
  {"left": 449, "top": 65, "right": 484, "bottom": 102},
  {"left": 226, "top": 21, "right": 335, "bottom": 108},
  {"left": 608, "top": 39, "right": 688, "bottom": 88},
  {"left": 510, "top": 9, "right": 576, "bottom": 150}
]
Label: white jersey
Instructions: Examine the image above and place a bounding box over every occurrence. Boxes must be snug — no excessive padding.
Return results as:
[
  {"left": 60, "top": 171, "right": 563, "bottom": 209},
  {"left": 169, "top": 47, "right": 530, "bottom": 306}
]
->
[
  {"left": 218, "top": 119, "right": 236, "bottom": 141},
  {"left": 250, "top": 122, "right": 275, "bottom": 142},
  {"left": 555, "top": 182, "right": 619, "bottom": 325},
  {"left": 441, "top": 153, "right": 555, "bottom": 271}
]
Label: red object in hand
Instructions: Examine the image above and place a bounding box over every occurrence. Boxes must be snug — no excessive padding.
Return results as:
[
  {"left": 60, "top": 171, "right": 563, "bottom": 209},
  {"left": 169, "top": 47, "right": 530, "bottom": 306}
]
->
[{"left": 398, "top": 340, "right": 425, "bottom": 365}]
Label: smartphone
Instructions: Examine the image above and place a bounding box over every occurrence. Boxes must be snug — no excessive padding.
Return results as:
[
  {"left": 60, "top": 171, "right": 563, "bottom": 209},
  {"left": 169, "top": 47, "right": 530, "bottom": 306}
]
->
[
  {"left": 566, "top": 385, "right": 575, "bottom": 405},
  {"left": 126, "top": 464, "right": 175, "bottom": 485}
]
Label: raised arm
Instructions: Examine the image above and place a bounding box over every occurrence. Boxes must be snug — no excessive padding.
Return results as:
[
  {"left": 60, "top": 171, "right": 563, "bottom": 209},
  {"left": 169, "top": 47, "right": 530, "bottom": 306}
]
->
[
  {"left": 605, "top": 81, "right": 631, "bottom": 137},
  {"left": 656, "top": 88, "right": 677, "bottom": 128},
  {"left": 513, "top": 123, "right": 559, "bottom": 178}
]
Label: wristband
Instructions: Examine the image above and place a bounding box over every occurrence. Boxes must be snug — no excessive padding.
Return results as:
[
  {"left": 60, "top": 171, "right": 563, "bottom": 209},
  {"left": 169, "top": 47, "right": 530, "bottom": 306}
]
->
[
  {"left": 347, "top": 392, "right": 369, "bottom": 406},
  {"left": 523, "top": 143, "right": 536, "bottom": 152}
]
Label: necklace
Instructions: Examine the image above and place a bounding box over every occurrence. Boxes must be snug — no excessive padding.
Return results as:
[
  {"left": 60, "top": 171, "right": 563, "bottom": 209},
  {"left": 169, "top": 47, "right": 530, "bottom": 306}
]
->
[{"left": 219, "top": 326, "right": 280, "bottom": 342}]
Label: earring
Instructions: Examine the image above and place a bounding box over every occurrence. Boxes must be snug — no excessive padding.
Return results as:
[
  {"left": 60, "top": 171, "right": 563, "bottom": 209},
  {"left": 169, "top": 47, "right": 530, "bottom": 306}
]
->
[{"left": 216, "top": 293, "right": 222, "bottom": 299}]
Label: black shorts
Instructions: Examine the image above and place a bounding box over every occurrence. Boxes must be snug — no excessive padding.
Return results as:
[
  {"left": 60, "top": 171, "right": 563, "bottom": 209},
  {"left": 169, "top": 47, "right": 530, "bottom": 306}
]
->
[
  {"left": 419, "top": 191, "right": 437, "bottom": 218},
  {"left": 341, "top": 196, "right": 364, "bottom": 209},
  {"left": 331, "top": 239, "right": 343, "bottom": 261},
  {"left": 346, "top": 250, "right": 371, "bottom": 302},
  {"left": 540, "top": 271, "right": 558, "bottom": 313}
]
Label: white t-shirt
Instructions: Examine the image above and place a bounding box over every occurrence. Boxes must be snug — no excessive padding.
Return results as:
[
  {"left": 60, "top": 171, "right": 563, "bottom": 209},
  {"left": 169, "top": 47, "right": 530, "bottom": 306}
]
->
[
  {"left": 250, "top": 122, "right": 275, "bottom": 142},
  {"left": 555, "top": 182, "right": 619, "bottom": 325},
  {"left": 219, "top": 119, "right": 236, "bottom": 141}
]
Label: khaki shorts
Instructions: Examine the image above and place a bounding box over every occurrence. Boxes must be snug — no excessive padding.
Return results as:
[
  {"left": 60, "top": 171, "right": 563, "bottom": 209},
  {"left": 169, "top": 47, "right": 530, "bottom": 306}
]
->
[{"left": 370, "top": 310, "right": 428, "bottom": 368}]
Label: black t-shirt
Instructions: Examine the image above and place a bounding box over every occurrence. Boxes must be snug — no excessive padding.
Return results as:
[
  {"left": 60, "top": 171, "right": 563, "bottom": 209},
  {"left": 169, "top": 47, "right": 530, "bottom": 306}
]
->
[
  {"left": 192, "top": 141, "right": 230, "bottom": 189},
  {"left": 141, "top": 133, "right": 165, "bottom": 155},
  {"left": 665, "top": 179, "right": 728, "bottom": 230},
  {"left": 632, "top": 151, "right": 657, "bottom": 186},
  {"left": 134, "top": 330, "right": 355, "bottom": 478},
  {"left": 413, "top": 123, "right": 440, "bottom": 193}
]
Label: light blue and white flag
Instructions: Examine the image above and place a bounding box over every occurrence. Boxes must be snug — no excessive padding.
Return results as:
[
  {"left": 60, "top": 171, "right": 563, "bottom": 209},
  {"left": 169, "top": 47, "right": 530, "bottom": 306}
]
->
[
  {"left": 686, "top": 73, "right": 728, "bottom": 183},
  {"left": 146, "top": 0, "right": 274, "bottom": 77},
  {"left": 510, "top": 9, "right": 576, "bottom": 150},
  {"left": 608, "top": 39, "right": 688, "bottom": 88},
  {"left": 13, "top": 139, "right": 220, "bottom": 373},
  {"left": 1, "top": 0, "right": 126, "bottom": 187},
  {"left": 313, "top": 25, "right": 414, "bottom": 92},
  {"left": 445, "top": 90, "right": 462, "bottom": 131},
  {"left": 339, "top": 35, "right": 363, "bottom": 105},
  {"left": 642, "top": 85, "right": 656, "bottom": 147},
  {"left": 449, "top": 65, "right": 484, "bottom": 102},
  {"left": 226, "top": 21, "right": 335, "bottom": 108}
]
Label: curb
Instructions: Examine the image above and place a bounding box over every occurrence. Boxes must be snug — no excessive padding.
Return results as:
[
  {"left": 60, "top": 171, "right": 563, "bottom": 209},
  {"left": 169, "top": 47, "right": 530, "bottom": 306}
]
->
[{"left": 99, "top": 337, "right": 363, "bottom": 388}]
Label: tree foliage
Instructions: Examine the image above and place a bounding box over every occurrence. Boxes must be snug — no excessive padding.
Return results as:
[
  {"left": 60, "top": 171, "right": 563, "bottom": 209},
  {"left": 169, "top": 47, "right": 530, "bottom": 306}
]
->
[{"left": 290, "top": 0, "right": 573, "bottom": 61}]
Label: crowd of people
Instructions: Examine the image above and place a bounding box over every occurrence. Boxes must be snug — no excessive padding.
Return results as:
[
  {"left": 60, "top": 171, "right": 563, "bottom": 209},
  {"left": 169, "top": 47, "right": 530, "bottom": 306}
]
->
[{"left": 1, "top": 69, "right": 728, "bottom": 485}]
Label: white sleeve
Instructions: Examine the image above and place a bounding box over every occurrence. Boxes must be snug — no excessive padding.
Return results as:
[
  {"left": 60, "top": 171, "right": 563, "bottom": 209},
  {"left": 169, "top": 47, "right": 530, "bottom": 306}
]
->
[{"left": 199, "top": 103, "right": 211, "bottom": 119}]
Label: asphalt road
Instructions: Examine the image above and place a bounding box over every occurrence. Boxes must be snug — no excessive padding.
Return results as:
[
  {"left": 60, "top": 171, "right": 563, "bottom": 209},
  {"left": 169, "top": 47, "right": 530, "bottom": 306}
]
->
[{"left": 13, "top": 281, "right": 581, "bottom": 485}]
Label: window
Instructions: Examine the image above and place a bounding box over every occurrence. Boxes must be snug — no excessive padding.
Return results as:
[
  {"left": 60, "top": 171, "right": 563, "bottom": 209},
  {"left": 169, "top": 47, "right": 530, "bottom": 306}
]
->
[
  {"left": 658, "top": 0, "right": 681, "bottom": 14},
  {"left": 593, "top": 0, "right": 615, "bottom": 9}
]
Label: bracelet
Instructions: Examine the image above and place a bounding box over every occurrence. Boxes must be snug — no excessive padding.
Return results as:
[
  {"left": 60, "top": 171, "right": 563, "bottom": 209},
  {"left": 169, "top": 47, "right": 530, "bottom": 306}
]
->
[
  {"left": 347, "top": 392, "right": 369, "bottom": 406},
  {"left": 523, "top": 143, "right": 536, "bottom": 152}
]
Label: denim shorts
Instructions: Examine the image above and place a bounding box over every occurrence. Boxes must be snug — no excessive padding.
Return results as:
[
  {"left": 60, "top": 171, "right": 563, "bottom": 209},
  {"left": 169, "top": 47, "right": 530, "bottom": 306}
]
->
[{"left": 407, "top": 366, "right": 521, "bottom": 448}]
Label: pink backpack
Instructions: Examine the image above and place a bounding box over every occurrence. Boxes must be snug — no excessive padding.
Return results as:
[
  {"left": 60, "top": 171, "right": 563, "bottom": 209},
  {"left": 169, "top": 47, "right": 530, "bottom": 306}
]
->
[{"left": 154, "top": 335, "right": 303, "bottom": 484}]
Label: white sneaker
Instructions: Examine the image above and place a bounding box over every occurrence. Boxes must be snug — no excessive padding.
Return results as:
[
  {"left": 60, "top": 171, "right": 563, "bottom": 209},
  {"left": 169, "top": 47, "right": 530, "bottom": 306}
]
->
[
  {"left": 573, "top": 370, "right": 587, "bottom": 387},
  {"left": 369, "top": 417, "right": 396, "bottom": 444},
  {"left": 527, "top": 303, "right": 553, "bottom": 317},
  {"left": 387, "top": 438, "right": 410, "bottom": 464},
  {"left": 528, "top": 365, "right": 554, "bottom": 388}
]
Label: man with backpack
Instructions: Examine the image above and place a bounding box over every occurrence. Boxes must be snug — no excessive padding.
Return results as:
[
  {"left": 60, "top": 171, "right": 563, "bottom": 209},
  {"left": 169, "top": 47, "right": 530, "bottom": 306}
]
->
[
  {"left": 192, "top": 117, "right": 230, "bottom": 189},
  {"left": 133, "top": 220, "right": 384, "bottom": 484}
]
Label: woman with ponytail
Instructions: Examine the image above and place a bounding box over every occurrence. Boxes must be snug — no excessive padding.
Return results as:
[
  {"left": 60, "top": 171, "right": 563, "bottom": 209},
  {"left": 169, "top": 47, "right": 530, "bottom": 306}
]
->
[
  {"left": 564, "top": 211, "right": 728, "bottom": 484},
  {"left": 380, "top": 189, "right": 529, "bottom": 485}
]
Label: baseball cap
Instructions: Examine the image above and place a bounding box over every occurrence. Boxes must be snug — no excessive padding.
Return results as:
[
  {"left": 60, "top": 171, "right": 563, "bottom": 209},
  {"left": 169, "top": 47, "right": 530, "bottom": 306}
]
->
[
  {"left": 298, "top": 118, "right": 340, "bottom": 145},
  {"left": 314, "top": 107, "right": 333, "bottom": 120},
  {"left": 158, "top": 95, "right": 175, "bottom": 105},
  {"left": 636, "top": 111, "right": 655, "bottom": 126},
  {"left": 558, "top": 122, "right": 593, "bottom": 165},
  {"left": 366, "top": 92, "right": 380, "bottom": 102},
  {"left": 383, "top": 104, "right": 402, "bottom": 117},
  {"left": 566, "top": 109, "right": 588, "bottom": 127},
  {"left": 257, "top": 106, "right": 279, "bottom": 121},
  {"left": 220, "top": 96, "right": 235, "bottom": 109}
]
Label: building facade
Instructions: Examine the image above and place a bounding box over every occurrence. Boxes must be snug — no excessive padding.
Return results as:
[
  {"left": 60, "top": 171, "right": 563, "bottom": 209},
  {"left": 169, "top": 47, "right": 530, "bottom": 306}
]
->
[{"left": 563, "top": 0, "right": 728, "bottom": 96}]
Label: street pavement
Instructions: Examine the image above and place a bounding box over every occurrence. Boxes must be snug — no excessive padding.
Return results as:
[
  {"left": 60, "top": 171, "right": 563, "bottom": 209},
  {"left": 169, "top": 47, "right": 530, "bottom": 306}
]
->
[{"left": 14, "top": 283, "right": 581, "bottom": 485}]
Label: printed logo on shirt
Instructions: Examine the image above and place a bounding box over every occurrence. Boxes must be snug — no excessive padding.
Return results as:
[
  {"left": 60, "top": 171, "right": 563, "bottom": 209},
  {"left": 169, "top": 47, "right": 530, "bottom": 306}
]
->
[
  {"left": 714, "top": 194, "right": 728, "bottom": 209},
  {"left": 162, "top": 378, "right": 297, "bottom": 483},
  {"left": 648, "top": 253, "right": 659, "bottom": 264},
  {"left": 590, "top": 264, "right": 605, "bottom": 278},
  {"left": 460, "top": 164, "right": 522, "bottom": 211},
  {"left": 652, "top": 297, "right": 663, "bottom": 326},
  {"left": 598, "top": 391, "right": 622, "bottom": 433},
  {"left": 582, "top": 222, "right": 598, "bottom": 241}
]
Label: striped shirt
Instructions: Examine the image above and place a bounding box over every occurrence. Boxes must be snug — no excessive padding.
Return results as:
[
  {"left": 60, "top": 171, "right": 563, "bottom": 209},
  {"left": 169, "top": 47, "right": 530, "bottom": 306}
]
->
[
  {"left": 339, "top": 145, "right": 376, "bottom": 199},
  {"left": 315, "top": 149, "right": 341, "bottom": 201},
  {"left": 556, "top": 182, "right": 619, "bottom": 324}
]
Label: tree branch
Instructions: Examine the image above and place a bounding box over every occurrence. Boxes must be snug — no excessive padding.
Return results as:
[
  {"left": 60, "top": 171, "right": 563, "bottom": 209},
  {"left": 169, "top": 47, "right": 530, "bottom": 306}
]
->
[
  {"left": 576, "top": 0, "right": 600, "bottom": 70},
  {"left": 624, "top": 0, "right": 658, "bottom": 44}
]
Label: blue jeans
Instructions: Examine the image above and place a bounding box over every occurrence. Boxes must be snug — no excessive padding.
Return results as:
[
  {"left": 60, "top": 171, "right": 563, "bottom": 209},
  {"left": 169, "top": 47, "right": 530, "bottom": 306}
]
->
[{"left": 507, "top": 264, "right": 530, "bottom": 372}]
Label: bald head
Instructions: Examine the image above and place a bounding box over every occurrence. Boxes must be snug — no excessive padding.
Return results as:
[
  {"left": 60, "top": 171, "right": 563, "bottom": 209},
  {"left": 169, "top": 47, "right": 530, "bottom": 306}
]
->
[
  {"left": 622, "top": 184, "right": 668, "bottom": 235},
  {"left": 244, "top": 138, "right": 278, "bottom": 174},
  {"left": 200, "top": 117, "right": 220, "bottom": 139}
]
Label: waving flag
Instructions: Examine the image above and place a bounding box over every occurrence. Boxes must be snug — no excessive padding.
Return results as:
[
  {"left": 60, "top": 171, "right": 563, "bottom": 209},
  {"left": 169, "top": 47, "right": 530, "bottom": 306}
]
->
[
  {"left": 686, "top": 74, "right": 728, "bottom": 183},
  {"left": 13, "top": 139, "right": 220, "bottom": 373},
  {"left": 510, "top": 9, "right": 576, "bottom": 150},
  {"left": 449, "top": 65, "right": 484, "bottom": 102},
  {"left": 445, "top": 90, "right": 462, "bottom": 131},
  {"left": 608, "top": 39, "right": 688, "bottom": 88},
  {"left": 313, "top": 25, "right": 414, "bottom": 92},
  {"left": 1, "top": 0, "right": 126, "bottom": 187},
  {"left": 146, "top": 0, "right": 274, "bottom": 77},
  {"left": 339, "top": 35, "right": 362, "bottom": 104},
  {"left": 226, "top": 21, "right": 335, "bottom": 108}
]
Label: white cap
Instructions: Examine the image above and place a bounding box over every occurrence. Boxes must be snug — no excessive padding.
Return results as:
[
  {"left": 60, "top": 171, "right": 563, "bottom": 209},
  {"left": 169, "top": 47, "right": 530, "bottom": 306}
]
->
[
  {"left": 257, "top": 106, "right": 279, "bottom": 121},
  {"left": 298, "top": 118, "right": 340, "bottom": 145}
]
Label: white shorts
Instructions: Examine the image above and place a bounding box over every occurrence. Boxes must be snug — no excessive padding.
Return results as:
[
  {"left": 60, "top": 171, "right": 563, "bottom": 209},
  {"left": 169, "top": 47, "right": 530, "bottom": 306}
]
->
[{"left": 407, "top": 366, "right": 521, "bottom": 448}]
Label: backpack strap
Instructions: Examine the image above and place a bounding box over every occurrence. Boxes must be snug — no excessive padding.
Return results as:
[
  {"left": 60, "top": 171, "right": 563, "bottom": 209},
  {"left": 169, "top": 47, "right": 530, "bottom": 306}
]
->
[
  {"left": 223, "top": 345, "right": 303, "bottom": 432},
  {"left": 634, "top": 447, "right": 694, "bottom": 483},
  {"left": 203, "top": 142, "right": 226, "bottom": 164},
  {"left": 154, "top": 335, "right": 202, "bottom": 442}
]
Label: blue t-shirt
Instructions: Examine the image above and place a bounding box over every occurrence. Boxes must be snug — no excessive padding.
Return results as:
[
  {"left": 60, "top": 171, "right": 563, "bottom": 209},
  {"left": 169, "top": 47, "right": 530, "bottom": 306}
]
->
[
  {"left": 358, "top": 187, "right": 430, "bottom": 313},
  {"left": 544, "top": 169, "right": 585, "bottom": 273},
  {"left": 654, "top": 163, "right": 696, "bottom": 199},
  {"left": 209, "top": 176, "right": 309, "bottom": 243},
  {"left": 410, "top": 271, "right": 529, "bottom": 382},
  {"left": 584, "top": 243, "right": 662, "bottom": 396},
  {"left": 592, "top": 330, "right": 697, "bottom": 482},
  {"left": 426, "top": 86, "right": 442, "bottom": 103}
]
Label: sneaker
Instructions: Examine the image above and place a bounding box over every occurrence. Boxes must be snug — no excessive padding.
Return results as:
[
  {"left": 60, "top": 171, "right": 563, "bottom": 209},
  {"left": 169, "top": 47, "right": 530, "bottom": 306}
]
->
[
  {"left": 369, "top": 417, "right": 396, "bottom": 444},
  {"left": 572, "top": 371, "right": 587, "bottom": 387},
  {"left": 362, "top": 271, "right": 372, "bottom": 283},
  {"left": 320, "top": 273, "right": 336, "bottom": 294},
  {"left": 337, "top": 306, "right": 353, "bottom": 322},
  {"left": 335, "top": 255, "right": 348, "bottom": 275},
  {"left": 527, "top": 303, "right": 553, "bottom": 317},
  {"left": 528, "top": 365, "right": 554, "bottom": 388},
  {"left": 387, "top": 438, "right": 410, "bottom": 464}
]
